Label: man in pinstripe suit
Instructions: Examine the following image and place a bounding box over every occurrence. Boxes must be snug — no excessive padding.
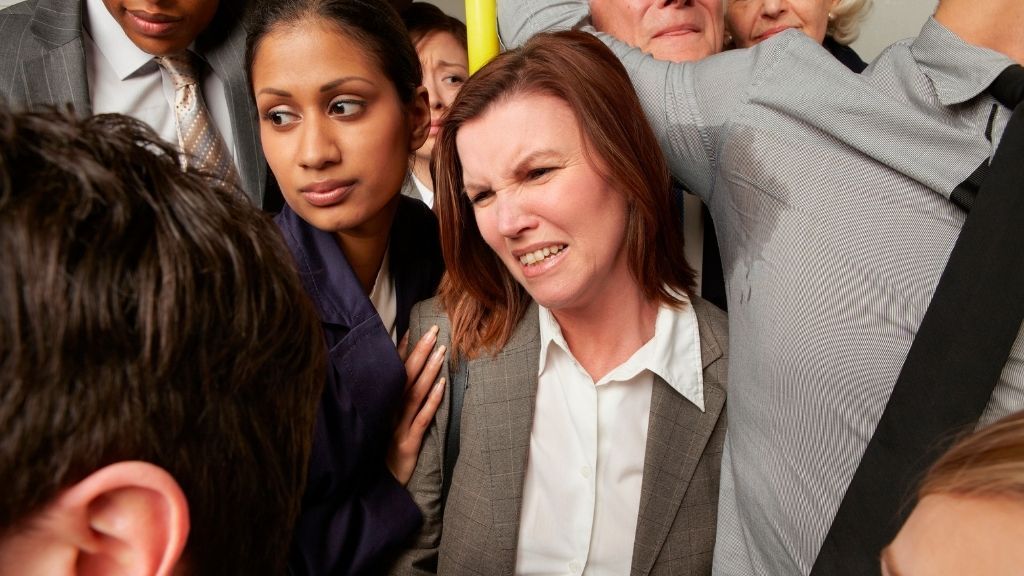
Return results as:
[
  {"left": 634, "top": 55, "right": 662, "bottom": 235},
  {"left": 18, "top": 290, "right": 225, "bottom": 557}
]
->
[{"left": 0, "top": 0, "right": 277, "bottom": 209}]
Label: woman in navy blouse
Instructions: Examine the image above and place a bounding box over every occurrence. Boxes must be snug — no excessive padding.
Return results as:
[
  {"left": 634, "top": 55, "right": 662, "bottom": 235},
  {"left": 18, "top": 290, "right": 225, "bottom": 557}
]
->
[{"left": 247, "top": 0, "right": 446, "bottom": 573}]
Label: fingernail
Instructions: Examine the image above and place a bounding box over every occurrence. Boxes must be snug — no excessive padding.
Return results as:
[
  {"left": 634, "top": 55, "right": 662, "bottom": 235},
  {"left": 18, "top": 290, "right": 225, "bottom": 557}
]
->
[
  {"left": 433, "top": 377, "right": 446, "bottom": 393},
  {"left": 432, "top": 344, "right": 447, "bottom": 361},
  {"left": 425, "top": 325, "right": 439, "bottom": 342}
]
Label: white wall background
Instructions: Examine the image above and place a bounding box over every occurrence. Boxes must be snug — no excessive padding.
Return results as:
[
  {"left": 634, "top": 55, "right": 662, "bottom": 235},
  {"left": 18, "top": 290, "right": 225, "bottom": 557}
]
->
[
  {"left": 0, "top": 0, "right": 936, "bottom": 63},
  {"left": 419, "top": 0, "right": 937, "bottom": 62},
  {"left": 850, "top": 0, "right": 936, "bottom": 60}
]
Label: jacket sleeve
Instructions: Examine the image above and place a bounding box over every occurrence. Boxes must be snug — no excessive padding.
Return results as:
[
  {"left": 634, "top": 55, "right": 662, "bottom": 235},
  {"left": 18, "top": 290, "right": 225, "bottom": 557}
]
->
[{"left": 387, "top": 299, "right": 452, "bottom": 575}]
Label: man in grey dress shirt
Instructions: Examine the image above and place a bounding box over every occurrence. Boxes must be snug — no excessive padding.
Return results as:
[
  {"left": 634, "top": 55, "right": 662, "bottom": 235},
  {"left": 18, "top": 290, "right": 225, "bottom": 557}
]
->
[{"left": 499, "top": 0, "right": 1024, "bottom": 573}]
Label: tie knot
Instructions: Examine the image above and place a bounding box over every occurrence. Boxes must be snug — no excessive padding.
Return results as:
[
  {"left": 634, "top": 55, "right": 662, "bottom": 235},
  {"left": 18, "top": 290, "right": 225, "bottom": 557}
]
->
[
  {"left": 989, "top": 64, "right": 1024, "bottom": 110},
  {"left": 157, "top": 51, "right": 200, "bottom": 89}
]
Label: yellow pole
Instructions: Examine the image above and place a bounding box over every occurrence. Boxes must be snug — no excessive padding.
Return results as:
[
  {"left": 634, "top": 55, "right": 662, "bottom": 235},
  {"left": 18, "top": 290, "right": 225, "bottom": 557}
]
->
[{"left": 464, "top": 0, "right": 499, "bottom": 74}]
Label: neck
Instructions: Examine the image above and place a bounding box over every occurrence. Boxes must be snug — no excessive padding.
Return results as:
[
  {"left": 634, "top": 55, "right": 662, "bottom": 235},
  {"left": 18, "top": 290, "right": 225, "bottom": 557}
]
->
[
  {"left": 552, "top": 282, "right": 659, "bottom": 382},
  {"left": 335, "top": 196, "right": 399, "bottom": 294},
  {"left": 411, "top": 155, "right": 433, "bottom": 192},
  {"left": 935, "top": 0, "right": 1024, "bottom": 65}
]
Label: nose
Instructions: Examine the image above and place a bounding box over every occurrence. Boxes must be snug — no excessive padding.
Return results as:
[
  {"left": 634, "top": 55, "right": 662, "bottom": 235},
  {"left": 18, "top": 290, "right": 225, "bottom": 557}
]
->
[
  {"left": 494, "top": 191, "right": 536, "bottom": 239},
  {"left": 424, "top": 78, "right": 445, "bottom": 112},
  {"left": 297, "top": 115, "right": 341, "bottom": 170},
  {"left": 761, "top": 0, "right": 785, "bottom": 17}
]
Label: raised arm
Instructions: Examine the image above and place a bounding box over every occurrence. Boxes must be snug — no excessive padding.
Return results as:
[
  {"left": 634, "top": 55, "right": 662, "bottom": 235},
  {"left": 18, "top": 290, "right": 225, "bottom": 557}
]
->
[
  {"left": 500, "top": 0, "right": 756, "bottom": 200},
  {"left": 497, "top": 0, "right": 589, "bottom": 50}
]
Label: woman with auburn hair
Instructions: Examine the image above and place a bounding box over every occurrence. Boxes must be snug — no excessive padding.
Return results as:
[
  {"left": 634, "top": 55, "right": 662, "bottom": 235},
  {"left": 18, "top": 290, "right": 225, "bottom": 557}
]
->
[
  {"left": 726, "top": 0, "right": 872, "bottom": 72},
  {"left": 882, "top": 410, "right": 1024, "bottom": 575},
  {"left": 389, "top": 30, "right": 728, "bottom": 576}
]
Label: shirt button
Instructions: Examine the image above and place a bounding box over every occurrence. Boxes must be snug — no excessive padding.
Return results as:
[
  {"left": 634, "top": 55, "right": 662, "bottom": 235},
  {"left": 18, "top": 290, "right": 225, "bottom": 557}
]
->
[
  {"left": 568, "top": 560, "right": 582, "bottom": 573},
  {"left": 580, "top": 466, "right": 592, "bottom": 479}
]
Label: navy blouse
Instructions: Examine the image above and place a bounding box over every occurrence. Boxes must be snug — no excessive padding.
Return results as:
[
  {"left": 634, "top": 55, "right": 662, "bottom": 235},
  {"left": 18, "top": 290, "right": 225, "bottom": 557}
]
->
[{"left": 279, "top": 196, "right": 444, "bottom": 576}]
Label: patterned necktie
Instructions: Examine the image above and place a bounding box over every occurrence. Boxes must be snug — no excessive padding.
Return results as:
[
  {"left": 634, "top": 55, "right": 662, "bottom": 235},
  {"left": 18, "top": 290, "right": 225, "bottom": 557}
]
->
[
  {"left": 156, "top": 51, "right": 240, "bottom": 189},
  {"left": 950, "top": 64, "right": 1024, "bottom": 212}
]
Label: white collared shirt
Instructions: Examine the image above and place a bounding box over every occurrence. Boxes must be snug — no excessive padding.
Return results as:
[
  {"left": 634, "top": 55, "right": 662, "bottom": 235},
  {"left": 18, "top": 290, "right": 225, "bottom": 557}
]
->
[
  {"left": 410, "top": 171, "right": 434, "bottom": 209},
  {"left": 515, "top": 297, "right": 704, "bottom": 576},
  {"left": 84, "top": 0, "right": 236, "bottom": 164},
  {"left": 368, "top": 245, "right": 398, "bottom": 345}
]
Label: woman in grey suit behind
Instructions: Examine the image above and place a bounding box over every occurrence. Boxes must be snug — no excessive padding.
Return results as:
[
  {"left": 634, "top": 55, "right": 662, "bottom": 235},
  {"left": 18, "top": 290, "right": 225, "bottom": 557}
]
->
[{"left": 391, "top": 31, "right": 728, "bottom": 576}]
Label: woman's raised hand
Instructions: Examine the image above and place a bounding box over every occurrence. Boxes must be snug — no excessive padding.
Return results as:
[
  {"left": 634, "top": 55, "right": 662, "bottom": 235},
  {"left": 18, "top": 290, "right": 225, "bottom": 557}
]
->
[{"left": 388, "top": 325, "right": 447, "bottom": 486}]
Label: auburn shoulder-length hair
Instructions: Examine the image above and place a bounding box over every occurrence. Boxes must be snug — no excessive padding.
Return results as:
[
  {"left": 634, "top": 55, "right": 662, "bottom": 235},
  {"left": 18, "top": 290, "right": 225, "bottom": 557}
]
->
[{"left": 433, "top": 30, "right": 695, "bottom": 359}]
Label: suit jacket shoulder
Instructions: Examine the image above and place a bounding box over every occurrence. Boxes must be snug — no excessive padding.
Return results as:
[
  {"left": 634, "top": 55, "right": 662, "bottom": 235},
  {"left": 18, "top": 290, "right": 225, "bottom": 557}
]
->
[
  {"left": 692, "top": 295, "right": 729, "bottom": 390},
  {"left": 0, "top": 0, "right": 88, "bottom": 111}
]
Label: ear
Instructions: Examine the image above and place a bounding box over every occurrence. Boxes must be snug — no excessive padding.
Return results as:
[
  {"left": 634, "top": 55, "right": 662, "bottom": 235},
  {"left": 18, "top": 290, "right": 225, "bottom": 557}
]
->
[
  {"left": 408, "top": 85, "right": 431, "bottom": 152},
  {"left": 51, "top": 461, "right": 190, "bottom": 576}
]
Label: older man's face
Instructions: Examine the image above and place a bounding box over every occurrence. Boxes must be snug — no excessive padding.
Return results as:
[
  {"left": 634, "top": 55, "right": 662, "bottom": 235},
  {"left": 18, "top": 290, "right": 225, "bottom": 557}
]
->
[{"left": 590, "top": 0, "right": 725, "bottom": 62}]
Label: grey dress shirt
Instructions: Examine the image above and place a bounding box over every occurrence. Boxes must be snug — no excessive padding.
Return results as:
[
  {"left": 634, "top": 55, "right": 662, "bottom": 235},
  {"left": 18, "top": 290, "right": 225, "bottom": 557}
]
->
[{"left": 499, "top": 3, "right": 1024, "bottom": 575}]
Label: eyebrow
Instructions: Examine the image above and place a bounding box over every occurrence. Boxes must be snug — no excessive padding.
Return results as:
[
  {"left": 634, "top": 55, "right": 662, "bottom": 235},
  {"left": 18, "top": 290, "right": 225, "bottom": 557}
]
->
[
  {"left": 319, "top": 76, "right": 373, "bottom": 93},
  {"left": 256, "top": 76, "right": 374, "bottom": 97},
  {"left": 513, "top": 149, "right": 561, "bottom": 173},
  {"left": 257, "top": 87, "right": 291, "bottom": 97},
  {"left": 436, "top": 60, "right": 467, "bottom": 69},
  {"left": 463, "top": 149, "right": 561, "bottom": 191}
]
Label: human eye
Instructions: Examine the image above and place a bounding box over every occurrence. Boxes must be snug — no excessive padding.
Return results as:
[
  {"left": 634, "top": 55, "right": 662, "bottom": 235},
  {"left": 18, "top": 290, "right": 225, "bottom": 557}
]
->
[
  {"left": 262, "top": 106, "right": 299, "bottom": 127},
  {"left": 466, "top": 188, "right": 494, "bottom": 206},
  {"left": 525, "top": 166, "right": 554, "bottom": 181},
  {"left": 443, "top": 74, "right": 466, "bottom": 87},
  {"left": 328, "top": 96, "right": 366, "bottom": 118}
]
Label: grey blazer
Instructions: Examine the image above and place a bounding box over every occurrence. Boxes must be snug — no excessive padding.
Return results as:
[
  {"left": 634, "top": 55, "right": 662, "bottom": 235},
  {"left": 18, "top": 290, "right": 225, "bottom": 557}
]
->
[
  {"left": 392, "top": 296, "right": 729, "bottom": 576},
  {"left": 0, "top": 0, "right": 271, "bottom": 208}
]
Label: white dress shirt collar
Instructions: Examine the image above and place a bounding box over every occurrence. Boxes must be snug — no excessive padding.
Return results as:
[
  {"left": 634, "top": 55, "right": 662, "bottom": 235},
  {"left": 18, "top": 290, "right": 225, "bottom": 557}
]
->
[
  {"left": 537, "top": 291, "right": 705, "bottom": 412},
  {"left": 368, "top": 244, "right": 398, "bottom": 345},
  {"left": 85, "top": 0, "right": 160, "bottom": 79},
  {"left": 911, "top": 18, "right": 1017, "bottom": 107},
  {"left": 410, "top": 172, "right": 435, "bottom": 209}
]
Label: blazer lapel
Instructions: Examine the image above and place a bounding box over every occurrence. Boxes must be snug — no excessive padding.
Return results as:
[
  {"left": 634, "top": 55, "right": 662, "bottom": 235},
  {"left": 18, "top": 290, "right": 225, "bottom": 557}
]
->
[
  {"left": 471, "top": 303, "right": 540, "bottom": 575},
  {"left": 199, "top": 14, "right": 266, "bottom": 207},
  {"left": 25, "top": 0, "right": 90, "bottom": 114},
  {"left": 631, "top": 308, "right": 726, "bottom": 576}
]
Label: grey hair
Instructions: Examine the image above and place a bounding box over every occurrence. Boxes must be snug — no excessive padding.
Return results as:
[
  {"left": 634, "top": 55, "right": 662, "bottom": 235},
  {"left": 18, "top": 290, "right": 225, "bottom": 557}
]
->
[{"left": 828, "top": 0, "right": 872, "bottom": 45}]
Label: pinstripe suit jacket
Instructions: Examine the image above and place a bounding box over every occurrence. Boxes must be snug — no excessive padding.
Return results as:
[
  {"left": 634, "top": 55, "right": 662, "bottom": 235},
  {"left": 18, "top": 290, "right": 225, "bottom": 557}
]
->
[
  {"left": 0, "top": 0, "right": 272, "bottom": 208},
  {"left": 391, "top": 296, "right": 729, "bottom": 576}
]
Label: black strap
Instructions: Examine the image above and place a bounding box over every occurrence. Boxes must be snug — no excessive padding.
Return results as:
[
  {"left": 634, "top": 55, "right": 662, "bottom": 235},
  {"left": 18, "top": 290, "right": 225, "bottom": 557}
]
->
[
  {"left": 812, "top": 78, "right": 1024, "bottom": 574},
  {"left": 700, "top": 203, "right": 727, "bottom": 311},
  {"left": 440, "top": 356, "right": 468, "bottom": 509},
  {"left": 949, "top": 66, "right": 1024, "bottom": 212}
]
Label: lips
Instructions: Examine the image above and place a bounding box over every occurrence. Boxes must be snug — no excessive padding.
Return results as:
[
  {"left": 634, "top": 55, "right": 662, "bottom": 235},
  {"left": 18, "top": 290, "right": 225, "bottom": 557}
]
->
[
  {"left": 517, "top": 244, "right": 567, "bottom": 267},
  {"left": 654, "top": 23, "right": 701, "bottom": 38},
  {"left": 753, "top": 25, "right": 796, "bottom": 43},
  {"left": 428, "top": 121, "right": 444, "bottom": 137},
  {"left": 125, "top": 9, "right": 183, "bottom": 37},
  {"left": 510, "top": 243, "right": 569, "bottom": 279},
  {"left": 299, "top": 180, "right": 356, "bottom": 208}
]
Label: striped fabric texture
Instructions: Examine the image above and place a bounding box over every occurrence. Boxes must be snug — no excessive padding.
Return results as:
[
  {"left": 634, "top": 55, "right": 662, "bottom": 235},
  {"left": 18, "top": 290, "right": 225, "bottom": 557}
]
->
[{"left": 157, "top": 51, "right": 240, "bottom": 189}]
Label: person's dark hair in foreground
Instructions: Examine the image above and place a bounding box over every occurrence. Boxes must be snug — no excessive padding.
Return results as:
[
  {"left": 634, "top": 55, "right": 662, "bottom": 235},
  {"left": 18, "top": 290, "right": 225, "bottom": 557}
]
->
[{"left": 0, "top": 106, "right": 325, "bottom": 575}]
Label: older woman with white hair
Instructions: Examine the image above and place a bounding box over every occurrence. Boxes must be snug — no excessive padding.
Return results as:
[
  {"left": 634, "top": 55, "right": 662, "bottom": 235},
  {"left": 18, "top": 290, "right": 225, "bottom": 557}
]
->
[{"left": 725, "top": 0, "right": 872, "bottom": 71}]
